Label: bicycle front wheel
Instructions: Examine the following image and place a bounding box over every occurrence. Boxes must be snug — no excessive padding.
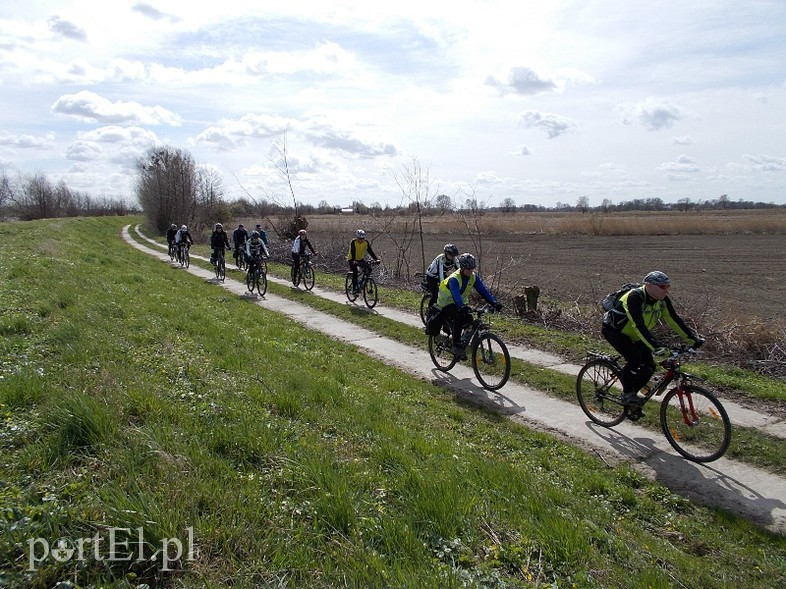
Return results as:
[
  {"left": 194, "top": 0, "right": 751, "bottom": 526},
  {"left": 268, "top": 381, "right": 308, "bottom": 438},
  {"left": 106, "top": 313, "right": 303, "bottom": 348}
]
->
[
  {"left": 246, "top": 269, "right": 256, "bottom": 293},
  {"left": 420, "top": 294, "right": 431, "bottom": 326},
  {"left": 576, "top": 359, "right": 626, "bottom": 427},
  {"left": 183, "top": 249, "right": 190, "bottom": 268},
  {"left": 303, "top": 265, "right": 315, "bottom": 291},
  {"left": 471, "top": 333, "right": 511, "bottom": 391},
  {"left": 345, "top": 274, "right": 358, "bottom": 302},
  {"left": 256, "top": 270, "right": 267, "bottom": 296},
  {"left": 660, "top": 384, "right": 731, "bottom": 462},
  {"left": 429, "top": 334, "right": 458, "bottom": 371},
  {"left": 363, "top": 277, "right": 378, "bottom": 308},
  {"left": 218, "top": 257, "right": 225, "bottom": 281}
]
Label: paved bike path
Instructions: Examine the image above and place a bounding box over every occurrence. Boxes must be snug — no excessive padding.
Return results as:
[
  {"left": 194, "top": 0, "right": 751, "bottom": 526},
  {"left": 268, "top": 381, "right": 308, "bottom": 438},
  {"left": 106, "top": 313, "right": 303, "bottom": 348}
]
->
[{"left": 126, "top": 226, "right": 786, "bottom": 535}]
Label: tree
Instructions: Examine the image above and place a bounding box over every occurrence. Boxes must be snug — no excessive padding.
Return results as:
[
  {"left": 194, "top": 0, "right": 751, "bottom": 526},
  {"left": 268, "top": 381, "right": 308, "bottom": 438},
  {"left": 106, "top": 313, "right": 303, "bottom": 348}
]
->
[
  {"left": 434, "top": 193, "right": 453, "bottom": 213},
  {"left": 500, "top": 197, "right": 517, "bottom": 213},
  {"left": 0, "top": 169, "right": 14, "bottom": 221},
  {"left": 136, "top": 145, "right": 198, "bottom": 233},
  {"left": 576, "top": 196, "right": 589, "bottom": 213},
  {"left": 394, "top": 157, "right": 433, "bottom": 274}
]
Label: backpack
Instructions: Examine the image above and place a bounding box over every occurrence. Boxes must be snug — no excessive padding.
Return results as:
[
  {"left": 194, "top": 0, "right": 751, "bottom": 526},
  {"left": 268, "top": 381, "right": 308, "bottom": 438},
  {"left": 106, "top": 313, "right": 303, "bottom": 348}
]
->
[{"left": 601, "top": 283, "right": 642, "bottom": 312}]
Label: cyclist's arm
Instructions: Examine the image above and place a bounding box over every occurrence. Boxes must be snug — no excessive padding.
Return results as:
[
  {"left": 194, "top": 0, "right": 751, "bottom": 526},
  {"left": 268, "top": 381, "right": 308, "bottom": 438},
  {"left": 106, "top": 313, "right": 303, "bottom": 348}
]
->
[
  {"left": 473, "top": 275, "right": 497, "bottom": 306},
  {"left": 662, "top": 297, "right": 699, "bottom": 343},
  {"left": 366, "top": 243, "right": 379, "bottom": 261},
  {"left": 624, "top": 290, "right": 660, "bottom": 349},
  {"left": 307, "top": 239, "right": 316, "bottom": 254}
]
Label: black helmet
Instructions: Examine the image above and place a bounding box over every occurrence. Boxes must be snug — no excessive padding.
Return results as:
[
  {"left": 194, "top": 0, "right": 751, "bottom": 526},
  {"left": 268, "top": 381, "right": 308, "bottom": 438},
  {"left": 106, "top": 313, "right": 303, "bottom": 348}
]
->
[
  {"left": 458, "top": 253, "right": 476, "bottom": 270},
  {"left": 444, "top": 243, "right": 458, "bottom": 256},
  {"left": 643, "top": 270, "right": 670, "bottom": 286}
]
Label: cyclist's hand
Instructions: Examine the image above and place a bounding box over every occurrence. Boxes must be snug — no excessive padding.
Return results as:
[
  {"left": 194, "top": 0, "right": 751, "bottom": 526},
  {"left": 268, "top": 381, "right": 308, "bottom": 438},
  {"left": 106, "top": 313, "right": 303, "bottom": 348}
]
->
[
  {"left": 692, "top": 337, "right": 705, "bottom": 349},
  {"left": 654, "top": 347, "right": 668, "bottom": 357}
]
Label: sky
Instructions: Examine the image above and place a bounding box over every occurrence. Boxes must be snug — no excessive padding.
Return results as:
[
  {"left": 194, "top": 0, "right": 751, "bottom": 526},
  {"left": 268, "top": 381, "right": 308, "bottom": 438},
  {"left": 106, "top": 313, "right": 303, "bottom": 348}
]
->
[{"left": 1, "top": 1, "right": 785, "bottom": 209}]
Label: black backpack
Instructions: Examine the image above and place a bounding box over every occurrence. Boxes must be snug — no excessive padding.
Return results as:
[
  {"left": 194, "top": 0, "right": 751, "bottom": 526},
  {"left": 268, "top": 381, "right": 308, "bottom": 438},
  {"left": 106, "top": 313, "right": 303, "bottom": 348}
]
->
[{"left": 601, "top": 283, "right": 642, "bottom": 312}]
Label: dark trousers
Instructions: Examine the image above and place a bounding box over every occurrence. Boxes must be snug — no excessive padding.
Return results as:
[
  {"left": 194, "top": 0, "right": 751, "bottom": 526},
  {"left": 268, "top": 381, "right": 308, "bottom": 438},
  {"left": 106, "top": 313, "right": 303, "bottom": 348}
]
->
[
  {"left": 426, "top": 275, "right": 440, "bottom": 307},
  {"left": 601, "top": 325, "right": 656, "bottom": 394},
  {"left": 427, "top": 304, "right": 472, "bottom": 345}
]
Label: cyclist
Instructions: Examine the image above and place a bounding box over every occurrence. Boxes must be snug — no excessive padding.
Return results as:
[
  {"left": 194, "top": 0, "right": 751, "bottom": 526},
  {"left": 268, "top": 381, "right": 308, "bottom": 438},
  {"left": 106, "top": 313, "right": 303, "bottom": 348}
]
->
[
  {"left": 601, "top": 270, "right": 704, "bottom": 413},
  {"left": 253, "top": 223, "right": 270, "bottom": 251},
  {"left": 166, "top": 223, "right": 178, "bottom": 253},
  {"left": 347, "top": 229, "right": 381, "bottom": 294},
  {"left": 209, "top": 223, "right": 231, "bottom": 266},
  {"left": 245, "top": 230, "right": 269, "bottom": 267},
  {"left": 424, "top": 243, "right": 459, "bottom": 315},
  {"left": 175, "top": 224, "right": 193, "bottom": 259},
  {"left": 291, "top": 229, "right": 318, "bottom": 283},
  {"left": 232, "top": 223, "right": 249, "bottom": 265},
  {"left": 426, "top": 253, "right": 502, "bottom": 357}
]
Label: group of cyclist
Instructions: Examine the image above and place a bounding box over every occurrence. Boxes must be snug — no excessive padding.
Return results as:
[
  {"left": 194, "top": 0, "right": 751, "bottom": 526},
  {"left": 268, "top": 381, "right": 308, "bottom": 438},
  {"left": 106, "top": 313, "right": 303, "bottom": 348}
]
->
[{"left": 166, "top": 221, "right": 703, "bottom": 413}]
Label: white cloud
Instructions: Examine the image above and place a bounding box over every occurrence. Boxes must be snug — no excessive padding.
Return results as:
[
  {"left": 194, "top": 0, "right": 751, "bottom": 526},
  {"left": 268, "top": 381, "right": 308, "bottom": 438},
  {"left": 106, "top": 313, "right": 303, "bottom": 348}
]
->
[
  {"left": 485, "top": 67, "right": 556, "bottom": 95},
  {"left": 519, "top": 111, "right": 577, "bottom": 139},
  {"left": 620, "top": 98, "right": 685, "bottom": 131},
  {"left": 744, "top": 154, "right": 786, "bottom": 171},
  {"left": 51, "top": 91, "right": 182, "bottom": 126},
  {"left": 0, "top": 132, "right": 55, "bottom": 149},
  {"left": 659, "top": 155, "right": 700, "bottom": 173}
]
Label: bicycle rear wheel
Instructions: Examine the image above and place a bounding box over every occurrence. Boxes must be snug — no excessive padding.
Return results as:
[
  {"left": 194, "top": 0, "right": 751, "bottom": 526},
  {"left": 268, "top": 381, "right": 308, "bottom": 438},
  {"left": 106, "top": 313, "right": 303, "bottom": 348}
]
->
[
  {"left": 169, "top": 244, "right": 176, "bottom": 261},
  {"left": 345, "top": 273, "right": 358, "bottom": 302},
  {"left": 420, "top": 294, "right": 431, "bottom": 326},
  {"left": 363, "top": 277, "right": 378, "bottom": 308},
  {"left": 429, "top": 334, "right": 458, "bottom": 371},
  {"left": 183, "top": 249, "right": 190, "bottom": 268},
  {"left": 660, "top": 384, "right": 731, "bottom": 462},
  {"left": 303, "top": 265, "right": 315, "bottom": 291},
  {"left": 472, "top": 333, "right": 511, "bottom": 390},
  {"left": 576, "top": 358, "right": 626, "bottom": 427}
]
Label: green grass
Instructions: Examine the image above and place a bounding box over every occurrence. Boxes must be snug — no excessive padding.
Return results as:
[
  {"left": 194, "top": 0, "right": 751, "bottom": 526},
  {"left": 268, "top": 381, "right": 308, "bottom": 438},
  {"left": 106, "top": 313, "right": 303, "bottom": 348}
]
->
[{"left": 2, "top": 216, "right": 785, "bottom": 588}]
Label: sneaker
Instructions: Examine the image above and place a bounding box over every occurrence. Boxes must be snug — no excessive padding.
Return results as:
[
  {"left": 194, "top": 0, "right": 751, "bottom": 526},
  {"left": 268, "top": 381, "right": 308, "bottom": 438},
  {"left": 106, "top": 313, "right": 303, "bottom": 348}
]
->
[{"left": 450, "top": 344, "right": 467, "bottom": 359}]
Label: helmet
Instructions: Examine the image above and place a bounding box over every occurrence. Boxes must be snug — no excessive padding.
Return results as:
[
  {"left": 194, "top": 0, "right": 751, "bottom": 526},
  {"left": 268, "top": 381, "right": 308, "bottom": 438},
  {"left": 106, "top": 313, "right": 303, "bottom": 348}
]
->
[
  {"left": 643, "top": 270, "right": 670, "bottom": 286},
  {"left": 215, "top": 223, "right": 223, "bottom": 230},
  {"left": 458, "top": 253, "right": 476, "bottom": 270},
  {"left": 238, "top": 224, "right": 245, "bottom": 228},
  {"left": 255, "top": 224, "right": 262, "bottom": 230},
  {"left": 181, "top": 225, "right": 187, "bottom": 231},
  {"left": 170, "top": 223, "right": 177, "bottom": 229},
  {"left": 251, "top": 231, "right": 260, "bottom": 239},
  {"left": 355, "top": 229, "right": 366, "bottom": 239},
  {"left": 298, "top": 229, "right": 307, "bottom": 236},
  {"left": 444, "top": 243, "right": 459, "bottom": 256}
]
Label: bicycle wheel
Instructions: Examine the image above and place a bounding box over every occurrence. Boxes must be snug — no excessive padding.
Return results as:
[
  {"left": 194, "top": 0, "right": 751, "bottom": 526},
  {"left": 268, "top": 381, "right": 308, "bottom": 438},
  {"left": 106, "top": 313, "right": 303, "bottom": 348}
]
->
[
  {"left": 576, "top": 358, "right": 626, "bottom": 427},
  {"left": 660, "top": 384, "right": 731, "bottom": 462},
  {"left": 257, "top": 269, "right": 268, "bottom": 296},
  {"left": 363, "top": 277, "right": 378, "bottom": 308},
  {"left": 303, "top": 264, "right": 315, "bottom": 291},
  {"left": 183, "top": 249, "right": 190, "bottom": 268},
  {"left": 429, "top": 334, "right": 458, "bottom": 371},
  {"left": 291, "top": 263, "right": 300, "bottom": 287},
  {"left": 246, "top": 268, "right": 256, "bottom": 293},
  {"left": 218, "top": 257, "right": 225, "bottom": 281},
  {"left": 169, "top": 244, "right": 176, "bottom": 261},
  {"left": 471, "top": 333, "right": 511, "bottom": 391},
  {"left": 345, "top": 274, "right": 358, "bottom": 302},
  {"left": 420, "top": 294, "right": 431, "bottom": 326}
]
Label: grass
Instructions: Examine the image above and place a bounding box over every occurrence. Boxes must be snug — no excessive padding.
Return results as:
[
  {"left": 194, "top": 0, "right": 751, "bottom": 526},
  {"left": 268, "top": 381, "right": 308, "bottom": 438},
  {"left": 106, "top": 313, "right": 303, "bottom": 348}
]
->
[{"left": 1, "top": 216, "right": 785, "bottom": 588}]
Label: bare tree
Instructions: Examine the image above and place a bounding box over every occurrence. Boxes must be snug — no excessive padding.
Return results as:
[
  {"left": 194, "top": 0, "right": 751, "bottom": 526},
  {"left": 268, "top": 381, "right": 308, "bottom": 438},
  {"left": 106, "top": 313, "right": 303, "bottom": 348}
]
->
[
  {"left": 393, "top": 157, "right": 433, "bottom": 274},
  {"left": 576, "top": 195, "right": 589, "bottom": 213},
  {"left": 0, "top": 169, "right": 14, "bottom": 221},
  {"left": 136, "top": 145, "right": 198, "bottom": 233},
  {"left": 453, "top": 186, "right": 489, "bottom": 274}
]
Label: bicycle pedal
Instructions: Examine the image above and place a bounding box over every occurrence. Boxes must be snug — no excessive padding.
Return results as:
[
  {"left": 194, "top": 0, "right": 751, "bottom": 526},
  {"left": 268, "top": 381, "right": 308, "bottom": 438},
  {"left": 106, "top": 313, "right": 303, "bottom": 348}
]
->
[{"left": 624, "top": 406, "right": 644, "bottom": 421}]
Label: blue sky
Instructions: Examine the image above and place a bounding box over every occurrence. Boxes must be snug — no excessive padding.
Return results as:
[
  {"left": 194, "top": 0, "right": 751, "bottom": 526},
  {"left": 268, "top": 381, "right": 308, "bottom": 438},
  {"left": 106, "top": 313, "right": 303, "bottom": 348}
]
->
[{"left": 1, "top": 0, "right": 785, "bottom": 208}]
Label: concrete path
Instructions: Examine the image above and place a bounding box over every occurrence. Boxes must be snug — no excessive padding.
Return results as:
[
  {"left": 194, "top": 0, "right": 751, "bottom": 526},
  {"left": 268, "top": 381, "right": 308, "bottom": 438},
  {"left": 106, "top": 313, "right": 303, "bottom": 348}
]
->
[{"left": 126, "top": 226, "right": 786, "bottom": 535}]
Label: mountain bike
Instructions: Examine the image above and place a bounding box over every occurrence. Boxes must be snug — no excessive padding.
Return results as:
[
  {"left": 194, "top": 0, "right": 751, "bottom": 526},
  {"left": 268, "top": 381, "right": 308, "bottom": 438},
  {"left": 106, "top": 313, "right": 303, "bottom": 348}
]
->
[
  {"left": 346, "top": 260, "right": 380, "bottom": 308},
  {"left": 576, "top": 347, "right": 731, "bottom": 462},
  {"left": 291, "top": 252, "right": 316, "bottom": 290},
  {"left": 213, "top": 249, "right": 226, "bottom": 282},
  {"left": 428, "top": 304, "right": 511, "bottom": 391},
  {"left": 234, "top": 246, "right": 247, "bottom": 271},
  {"left": 246, "top": 255, "right": 267, "bottom": 296},
  {"left": 178, "top": 243, "right": 190, "bottom": 268},
  {"left": 168, "top": 241, "right": 177, "bottom": 261}
]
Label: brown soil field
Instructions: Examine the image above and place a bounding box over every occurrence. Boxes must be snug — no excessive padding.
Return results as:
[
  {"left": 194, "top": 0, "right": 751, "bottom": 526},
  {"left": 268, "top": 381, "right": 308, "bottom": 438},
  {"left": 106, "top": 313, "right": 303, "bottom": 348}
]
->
[{"left": 280, "top": 211, "right": 786, "bottom": 325}]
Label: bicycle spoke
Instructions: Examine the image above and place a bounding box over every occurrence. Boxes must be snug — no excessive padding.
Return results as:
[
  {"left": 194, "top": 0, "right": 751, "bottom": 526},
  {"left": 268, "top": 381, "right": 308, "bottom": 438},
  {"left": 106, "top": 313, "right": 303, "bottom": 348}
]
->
[
  {"left": 660, "top": 385, "right": 731, "bottom": 462},
  {"left": 472, "top": 333, "right": 510, "bottom": 390},
  {"left": 576, "top": 359, "right": 626, "bottom": 427}
]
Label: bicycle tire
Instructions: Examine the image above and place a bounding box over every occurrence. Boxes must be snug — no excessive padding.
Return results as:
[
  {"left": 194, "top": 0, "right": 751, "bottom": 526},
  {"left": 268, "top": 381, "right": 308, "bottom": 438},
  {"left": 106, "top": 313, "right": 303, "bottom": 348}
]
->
[
  {"left": 345, "top": 274, "right": 358, "bottom": 302},
  {"left": 429, "top": 334, "right": 458, "bottom": 371},
  {"left": 471, "top": 333, "right": 511, "bottom": 390},
  {"left": 660, "top": 384, "right": 731, "bottom": 462},
  {"left": 576, "top": 358, "right": 626, "bottom": 427},
  {"left": 291, "top": 263, "right": 300, "bottom": 287},
  {"left": 169, "top": 244, "right": 176, "bottom": 261},
  {"left": 218, "top": 257, "right": 225, "bottom": 282},
  {"left": 363, "top": 277, "right": 378, "bottom": 308},
  {"left": 246, "top": 268, "right": 256, "bottom": 293},
  {"left": 420, "top": 294, "right": 431, "bottom": 326},
  {"left": 303, "top": 264, "right": 315, "bottom": 291},
  {"left": 183, "top": 249, "right": 190, "bottom": 268},
  {"left": 257, "top": 270, "right": 267, "bottom": 296}
]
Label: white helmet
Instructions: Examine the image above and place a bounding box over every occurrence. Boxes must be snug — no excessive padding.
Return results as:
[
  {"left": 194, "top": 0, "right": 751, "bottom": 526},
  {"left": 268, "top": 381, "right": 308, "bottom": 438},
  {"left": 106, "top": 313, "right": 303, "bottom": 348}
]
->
[
  {"left": 181, "top": 225, "right": 187, "bottom": 231},
  {"left": 355, "top": 229, "right": 366, "bottom": 239}
]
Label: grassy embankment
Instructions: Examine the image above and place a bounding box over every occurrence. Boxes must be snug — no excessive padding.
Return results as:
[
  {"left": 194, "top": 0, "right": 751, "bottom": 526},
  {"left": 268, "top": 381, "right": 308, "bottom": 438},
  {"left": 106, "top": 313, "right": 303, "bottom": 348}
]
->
[{"left": 2, "top": 216, "right": 786, "bottom": 588}]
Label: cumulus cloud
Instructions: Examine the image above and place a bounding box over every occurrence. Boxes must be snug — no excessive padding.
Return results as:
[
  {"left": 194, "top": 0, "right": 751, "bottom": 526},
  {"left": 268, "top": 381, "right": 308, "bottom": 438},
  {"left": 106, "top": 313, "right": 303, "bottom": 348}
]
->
[
  {"left": 744, "top": 154, "right": 786, "bottom": 171},
  {"left": 485, "top": 67, "right": 556, "bottom": 95},
  {"left": 620, "top": 98, "right": 685, "bottom": 130},
  {"left": 519, "top": 110, "right": 576, "bottom": 138},
  {"left": 511, "top": 144, "right": 532, "bottom": 156},
  {"left": 51, "top": 91, "right": 182, "bottom": 126},
  {"left": 194, "top": 114, "right": 294, "bottom": 151},
  {"left": 66, "top": 141, "right": 103, "bottom": 161},
  {"left": 132, "top": 2, "right": 181, "bottom": 23},
  {"left": 0, "top": 132, "right": 55, "bottom": 149},
  {"left": 78, "top": 125, "right": 158, "bottom": 146},
  {"left": 672, "top": 135, "right": 693, "bottom": 145},
  {"left": 303, "top": 124, "right": 397, "bottom": 158},
  {"left": 47, "top": 16, "right": 87, "bottom": 41},
  {"left": 659, "top": 154, "right": 700, "bottom": 173}
]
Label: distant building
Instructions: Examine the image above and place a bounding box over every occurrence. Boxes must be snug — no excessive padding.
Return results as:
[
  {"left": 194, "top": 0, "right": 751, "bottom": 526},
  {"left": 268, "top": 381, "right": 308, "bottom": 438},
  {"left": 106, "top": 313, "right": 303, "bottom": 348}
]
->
[{"left": 340, "top": 207, "right": 355, "bottom": 214}]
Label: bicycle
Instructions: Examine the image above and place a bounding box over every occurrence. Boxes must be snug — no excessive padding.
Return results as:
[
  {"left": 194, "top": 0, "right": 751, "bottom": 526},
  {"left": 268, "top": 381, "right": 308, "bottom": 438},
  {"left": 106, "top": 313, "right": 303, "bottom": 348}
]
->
[
  {"left": 428, "top": 304, "right": 511, "bottom": 391},
  {"left": 346, "top": 260, "right": 380, "bottom": 308},
  {"left": 213, "top": 249, "right": 226, "bottom": 282},
  {"left": 234, "top": 246, "right": 247, "bottom": 271},
  {"left": 168, "top": 241, "right": 177, "bottom": 262},
  {"left": 291, "top": 252, "right": 316, "bottom": 291},
  {"left": 419, "top": 279, "right": 434, "bottom": 326},
  {"left": 246, "top": 255, "right": 268, "bottom": 296},
  {"left": 576, "top": 347, "right": 731, "bottom": 462},
  {"left": 178, "top": 243, "right": 190, "bottom": 268}
]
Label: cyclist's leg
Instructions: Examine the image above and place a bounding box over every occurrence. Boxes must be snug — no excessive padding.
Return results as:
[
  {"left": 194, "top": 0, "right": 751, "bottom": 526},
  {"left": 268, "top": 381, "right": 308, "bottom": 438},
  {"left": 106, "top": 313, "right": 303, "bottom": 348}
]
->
[
  {"left": 349, "top": 261, "right": 359, "bottom": 291},
  {"left": 602, "top": 326, "right": 653, "bottom": 405},
  {"left": 292, "top": 252, "right": 300, "bottom": 281},
  {"left": 427, "top": 276, "right": 439, "bottom": 308}
]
